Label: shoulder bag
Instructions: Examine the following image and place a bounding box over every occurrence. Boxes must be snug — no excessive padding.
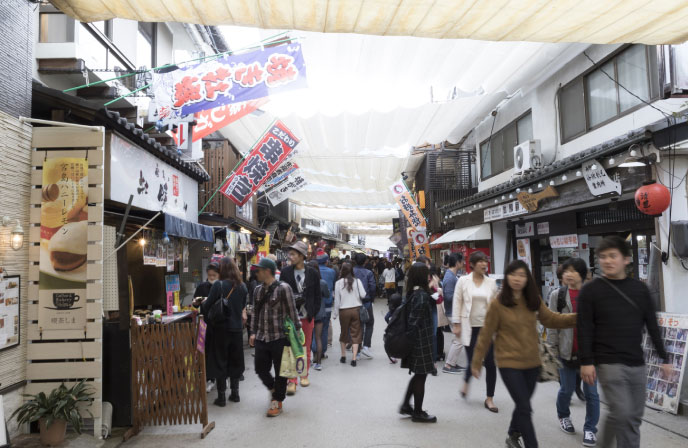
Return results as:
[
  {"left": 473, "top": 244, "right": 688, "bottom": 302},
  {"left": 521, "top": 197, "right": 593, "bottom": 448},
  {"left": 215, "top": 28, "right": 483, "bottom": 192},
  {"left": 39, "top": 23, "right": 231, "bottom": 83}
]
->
[
  {"left": 599, "top": 277, "right": 640, "bottom": 311},
  {"left": 207, "top": 282, "right": 235, "bottom": 327},
  {"left": 357, "top": 280, "right": 370, "bottom": 324}
]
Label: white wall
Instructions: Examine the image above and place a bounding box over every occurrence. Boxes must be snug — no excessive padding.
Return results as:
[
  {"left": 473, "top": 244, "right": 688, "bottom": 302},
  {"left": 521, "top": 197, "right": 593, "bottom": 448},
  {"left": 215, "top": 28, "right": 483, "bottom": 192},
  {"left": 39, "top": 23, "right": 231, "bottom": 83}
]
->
[
  {"left": 475, "top": 44, "right": 686, "bottom": 191},
  {"left": 656, "top": 156, "right": 688, "bottom": 314}
]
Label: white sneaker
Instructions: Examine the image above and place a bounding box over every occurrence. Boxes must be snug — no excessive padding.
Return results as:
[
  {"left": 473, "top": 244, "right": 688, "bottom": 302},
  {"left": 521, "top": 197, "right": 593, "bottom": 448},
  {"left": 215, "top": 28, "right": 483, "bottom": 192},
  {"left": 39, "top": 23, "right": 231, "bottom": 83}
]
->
[
  {"left": 583, "top": 431, "right": 597, "bottom": 447},
  {"left": 559, "top": 417, "right": 575, "bottom": 435},
  {"left": 360, "top": 347, "right": 374, "bottom": 359},
  {"left": 206, "top": 380, "right": 215, "bottom": 393}
]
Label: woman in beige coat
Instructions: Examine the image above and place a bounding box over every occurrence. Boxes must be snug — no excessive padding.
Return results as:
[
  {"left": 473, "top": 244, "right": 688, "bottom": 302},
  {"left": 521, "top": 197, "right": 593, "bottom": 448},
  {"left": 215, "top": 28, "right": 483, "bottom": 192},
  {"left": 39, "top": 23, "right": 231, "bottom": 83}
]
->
[{"left": 452, "top": 251, "right": 499, "bottom": 412}]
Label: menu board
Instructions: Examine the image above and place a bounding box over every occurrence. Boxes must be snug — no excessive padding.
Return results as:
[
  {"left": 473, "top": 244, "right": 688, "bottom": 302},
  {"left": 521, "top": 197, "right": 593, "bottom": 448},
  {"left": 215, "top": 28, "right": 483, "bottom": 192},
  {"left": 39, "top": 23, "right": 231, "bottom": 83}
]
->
[
  {"left": 0, "top": 275, "right": 20, "bottom": 351},
  {"left": 643, "top": 313, "right": 688, "bottom": 414}
]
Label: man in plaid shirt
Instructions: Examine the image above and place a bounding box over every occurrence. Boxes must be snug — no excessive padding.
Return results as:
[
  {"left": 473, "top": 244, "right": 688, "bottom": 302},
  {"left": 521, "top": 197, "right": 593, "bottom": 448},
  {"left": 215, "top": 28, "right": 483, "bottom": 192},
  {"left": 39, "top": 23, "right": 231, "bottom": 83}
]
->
[{"left": 249, "top": 258, "right": 301, "bottom": 417}]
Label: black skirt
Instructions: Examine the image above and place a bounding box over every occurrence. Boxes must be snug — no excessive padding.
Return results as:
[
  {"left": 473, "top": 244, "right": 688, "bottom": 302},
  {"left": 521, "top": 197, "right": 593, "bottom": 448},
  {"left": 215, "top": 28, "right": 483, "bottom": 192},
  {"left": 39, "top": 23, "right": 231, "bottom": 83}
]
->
[{"left": 206, "top": 328, "right": 245, "bottom": 380}]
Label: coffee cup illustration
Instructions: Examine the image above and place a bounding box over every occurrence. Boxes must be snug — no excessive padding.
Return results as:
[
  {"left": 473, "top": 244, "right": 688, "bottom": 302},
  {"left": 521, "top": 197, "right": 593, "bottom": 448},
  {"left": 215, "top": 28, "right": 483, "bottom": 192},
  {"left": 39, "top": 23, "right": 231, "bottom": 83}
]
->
[{"left": 53, "top": 292, "right": 80, "bottom": 309}]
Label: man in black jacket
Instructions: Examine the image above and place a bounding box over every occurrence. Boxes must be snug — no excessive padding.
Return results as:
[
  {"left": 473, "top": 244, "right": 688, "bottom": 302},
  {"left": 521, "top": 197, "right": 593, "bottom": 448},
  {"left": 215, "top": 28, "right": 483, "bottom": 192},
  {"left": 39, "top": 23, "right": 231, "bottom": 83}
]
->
[
  {"left": 281, "top": 241, "right": 321, "bottom": 395},
  {"left": 578, "top": 236, "right": 670, "bottom": 448}
]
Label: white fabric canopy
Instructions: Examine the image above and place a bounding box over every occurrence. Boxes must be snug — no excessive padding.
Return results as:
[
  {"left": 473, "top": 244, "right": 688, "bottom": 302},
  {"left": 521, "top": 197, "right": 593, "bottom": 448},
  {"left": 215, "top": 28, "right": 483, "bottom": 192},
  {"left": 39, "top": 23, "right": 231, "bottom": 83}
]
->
[
  {"left": 53, "top": 0, "right": 688, "bottom": 45},
  {"left": 430, "top": 224, "right": 492, "bottom": 246}
]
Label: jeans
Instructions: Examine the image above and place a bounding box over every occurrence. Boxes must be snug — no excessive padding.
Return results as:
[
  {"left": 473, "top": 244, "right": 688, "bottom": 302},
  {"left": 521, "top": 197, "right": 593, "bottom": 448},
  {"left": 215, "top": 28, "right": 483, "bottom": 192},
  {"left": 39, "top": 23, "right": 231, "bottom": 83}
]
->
[
  {"left": 311, "top": 313, "right": 331, "bottom": 357},
  {"left": 556, "top": 361, "right": 599, "bottom": 433},
  {"left": 597, "top": 363, "right": 646, "bottom": 448},
  {"left": 289, "top": 318, "right": 314, "bottom": 384},
  {"left": 362, "top": 302, "right": 374, "bottom": 348},
  {"left": 465, "top": 326, "right": 497, "bottom": 397},
  {"left": 500, "top": 367, "right": 540, "bottom": 448},
  {"left": 254, "top": 339, "right": 289, "bottom": 402}
]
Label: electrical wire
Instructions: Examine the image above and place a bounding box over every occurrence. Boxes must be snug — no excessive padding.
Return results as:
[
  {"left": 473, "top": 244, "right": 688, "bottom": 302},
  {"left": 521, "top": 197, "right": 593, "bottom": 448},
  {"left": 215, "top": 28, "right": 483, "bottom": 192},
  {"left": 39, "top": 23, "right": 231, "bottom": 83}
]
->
[{"left": 479, "top": 111, "right": 498, "bottom": 180}]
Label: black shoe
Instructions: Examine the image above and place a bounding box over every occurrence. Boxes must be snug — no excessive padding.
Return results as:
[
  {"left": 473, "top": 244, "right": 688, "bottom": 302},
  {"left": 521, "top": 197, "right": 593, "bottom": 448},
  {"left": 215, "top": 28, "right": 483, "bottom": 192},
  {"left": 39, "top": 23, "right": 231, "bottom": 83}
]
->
[
  {"left": 239, "top": 374, "right": 245, "bottom": 382},
  {"left": 351, "top": 360, "right": 357, "bottom": 367},
  {"left": 229, "top": 378, "right": 240, "bottom": 402},
  {"left": 399, "top": 403, "right": 413, "bottom": 416},
  {"left": 411, "top": 410, "right": 437, "bottom": 423},
  {"left": 575, "top": 386, "right": 585, "bottom": 402},
  {"left": 214, "top": 391, "right": 226, "bottom": 407},
  {"left": 340, "top": 356, "right": 346, "bottom": 364},
  {"left": 505, "top": 432, "right": 524, "bottom": 448},
  {"left": 431, "top": 368, "right": 438, "bottom": 376}
]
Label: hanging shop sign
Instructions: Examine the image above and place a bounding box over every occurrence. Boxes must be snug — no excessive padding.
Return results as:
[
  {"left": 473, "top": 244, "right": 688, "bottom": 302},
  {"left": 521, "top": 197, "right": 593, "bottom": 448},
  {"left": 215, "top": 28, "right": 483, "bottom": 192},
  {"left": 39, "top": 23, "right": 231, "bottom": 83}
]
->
[
  {"left": 108, "top": 133, "right": 199, "bottom": 222},
  {"left": 152, "top": 44, "right": 307, "bottom": 120},
  {"left": 0, "top": 275, "right": 20, "bottom": 350},
  {"left": 517, "top": 185, "right": 559, "bottom": 212},
  {"left": 484, "top": 199, "right": 528, "bottom": 222},
  {"left": 171, "top": 98, "right": 268, "bottom": 145},
  {"left": 236, "top": 196, "right": 254, "bottom": 223},
  {"left": 406, "top": 228, "right": 416, "bottom": 260},
  {"left": 256, "top": 232, "right": 271, "bottom": 262},
  {"left": 165, "top": 274, "right": 180, "bottom": 316},
  {"left": 266, "top": 172, "right": 308, "bottom": 206},
  {"left": 237, "top": 233, "right": 252, "bottom": 252},
  {"left": 39, "top": 157, "right": 88, "bottom": 330},
  {"left": 643, "top": 313, "right": 687, "bottom": 414},
  {"left": 515, "top": 222, "right": 535, "bottom": 237},
  {"left": 262, "top": 161, "right": 299, "bottom": 191},
  {"left": 390, "top": 180, "right": 427, "bottom": 230},
  {"left": 549, "top": 234, "right": 579, "bottom": 248},
  {"left": 182, "top": 239, "right": 189, "bottom": 273},
  {"left": 220, "top": 121, "right": 300, "bottom": 206},
  {"left": 410, "top": 229, "right": 431, "bottom": 258},
  {"left": 582, "top": 159, "right": 621, "bottom": 196},
  {"left": 166, "top": 241, "right": 175, "bottom": 272},
  {"left": 537, "top": 222, "right": 550, "bottom": 235}
]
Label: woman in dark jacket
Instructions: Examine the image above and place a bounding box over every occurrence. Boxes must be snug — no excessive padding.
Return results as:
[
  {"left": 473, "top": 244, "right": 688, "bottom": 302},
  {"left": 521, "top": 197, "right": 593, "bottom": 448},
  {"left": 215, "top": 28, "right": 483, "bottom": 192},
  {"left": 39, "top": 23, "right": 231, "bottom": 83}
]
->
[
  {"left": 399, "top": 262, "right": 437, "bottom": 423},
  {"left": 193, "top": 263, "right": 220, "bottom": 299},
  {"left": 200, "top": 257, "right": 248, "bottom": 407}
]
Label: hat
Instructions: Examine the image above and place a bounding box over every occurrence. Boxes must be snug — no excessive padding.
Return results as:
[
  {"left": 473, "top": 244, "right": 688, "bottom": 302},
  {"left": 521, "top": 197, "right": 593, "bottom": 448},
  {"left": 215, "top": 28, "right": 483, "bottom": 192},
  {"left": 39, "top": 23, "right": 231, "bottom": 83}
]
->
[
  {"left": 288, "top": 241, "right": 309, "bottom": 258},
  {"left": 316, "top": 248, "right": 329, "bottom": 265},
  {"left": 252, "top": 257, "right": 277, "bottom": 274}
]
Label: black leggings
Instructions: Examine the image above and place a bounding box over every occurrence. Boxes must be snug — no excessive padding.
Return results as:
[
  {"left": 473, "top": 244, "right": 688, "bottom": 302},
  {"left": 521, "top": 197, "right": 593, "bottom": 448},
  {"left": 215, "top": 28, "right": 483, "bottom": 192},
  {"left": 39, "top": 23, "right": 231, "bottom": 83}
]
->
[
  {"left": 465, "top": 326, "right": 497, "bottom": 397},
  {"left": 403, "top": 374, "right": 428, "bottom": 412}
]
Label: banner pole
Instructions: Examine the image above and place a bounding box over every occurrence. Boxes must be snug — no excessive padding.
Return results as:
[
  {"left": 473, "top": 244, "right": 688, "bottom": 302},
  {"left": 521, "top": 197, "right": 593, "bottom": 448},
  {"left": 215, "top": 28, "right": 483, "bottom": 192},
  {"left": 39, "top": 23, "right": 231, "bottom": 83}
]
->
[{"left": 197, "top": 120, "right": 277, "bottom": 216}]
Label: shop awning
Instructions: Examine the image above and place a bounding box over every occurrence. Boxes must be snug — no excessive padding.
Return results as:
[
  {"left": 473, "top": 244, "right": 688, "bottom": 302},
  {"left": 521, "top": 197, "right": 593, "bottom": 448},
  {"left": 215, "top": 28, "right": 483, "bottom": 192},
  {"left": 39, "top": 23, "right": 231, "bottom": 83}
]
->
[
  {"left": 430, "top": 224, "right": 491, "bottom": 246},
  {"left": 164, "top": 214, "right": 215, "bottom": 243},
  {"left": 51, "top": 0, "right": 688, "bottom": 45}
]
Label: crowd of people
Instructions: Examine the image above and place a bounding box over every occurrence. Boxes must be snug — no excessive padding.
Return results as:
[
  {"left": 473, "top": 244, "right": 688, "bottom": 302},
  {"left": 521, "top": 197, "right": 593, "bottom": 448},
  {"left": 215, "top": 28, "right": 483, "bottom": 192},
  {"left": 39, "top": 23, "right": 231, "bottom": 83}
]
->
[{"left": 191, "top": 235, "right": 669, "bottom": 448}]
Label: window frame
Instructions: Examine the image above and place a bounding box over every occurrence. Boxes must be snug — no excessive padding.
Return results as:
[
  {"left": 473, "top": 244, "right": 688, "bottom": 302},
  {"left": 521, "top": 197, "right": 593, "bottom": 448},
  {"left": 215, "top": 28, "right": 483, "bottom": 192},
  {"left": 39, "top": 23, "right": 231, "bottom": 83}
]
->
[
  {"left": 479, "top": 110, "right": 533, "bottom": 181},
  {"left": 559, "top": 45, "right": 658, "bottom": 145}
]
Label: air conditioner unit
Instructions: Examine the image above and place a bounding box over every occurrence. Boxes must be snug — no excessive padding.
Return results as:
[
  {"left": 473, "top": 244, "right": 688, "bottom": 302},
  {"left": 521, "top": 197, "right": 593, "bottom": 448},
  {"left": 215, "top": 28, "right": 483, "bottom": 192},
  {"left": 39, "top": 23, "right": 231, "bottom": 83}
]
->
[{"left": 513, "top": 140, "right": 542, "bottom": 175}]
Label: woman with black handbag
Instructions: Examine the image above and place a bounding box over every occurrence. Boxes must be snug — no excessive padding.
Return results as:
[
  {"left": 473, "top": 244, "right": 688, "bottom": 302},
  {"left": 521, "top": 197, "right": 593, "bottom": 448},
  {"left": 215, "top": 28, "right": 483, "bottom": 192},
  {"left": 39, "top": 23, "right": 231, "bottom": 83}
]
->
[
  {"left": 333, "top": 262, "right": 364, "bottom": 366},
  {"left": 399, "top": 262, "right": 437, "bottom": 423},
  {"left": 200, "top": 257, "right": 248, "bottom": 407}
]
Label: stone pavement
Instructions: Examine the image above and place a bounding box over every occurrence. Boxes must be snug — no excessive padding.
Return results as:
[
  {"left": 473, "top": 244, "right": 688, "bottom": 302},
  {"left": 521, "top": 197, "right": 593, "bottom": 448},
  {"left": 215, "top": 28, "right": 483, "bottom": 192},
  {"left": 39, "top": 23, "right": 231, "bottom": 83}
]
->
[{"left": 120, "top": 302, "right": 688, "bottom": 448}]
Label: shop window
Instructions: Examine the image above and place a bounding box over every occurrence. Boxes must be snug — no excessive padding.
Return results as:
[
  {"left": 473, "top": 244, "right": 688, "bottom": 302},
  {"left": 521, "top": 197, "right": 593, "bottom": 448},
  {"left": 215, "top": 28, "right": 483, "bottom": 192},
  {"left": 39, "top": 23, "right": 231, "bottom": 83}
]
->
[
  {"left": 479, "top": 111, "right": 533, "bottom": 180},
  {"left": 559, "top": 45, "right": 659, "bottom": 143}
]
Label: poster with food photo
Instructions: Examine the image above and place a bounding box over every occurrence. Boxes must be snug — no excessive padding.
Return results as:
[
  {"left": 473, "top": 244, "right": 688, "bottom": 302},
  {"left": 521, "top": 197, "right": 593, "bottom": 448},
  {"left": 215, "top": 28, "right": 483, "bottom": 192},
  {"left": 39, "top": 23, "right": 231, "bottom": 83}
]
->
[
  {"left": 0, "top": 275, "right": 20, "bottom": 350},
  {"left": 38, "top": 157, "right": 88, "bottom": 330},
  {"left": 643, "top": 312, "right": 688, "bottom": 414}
]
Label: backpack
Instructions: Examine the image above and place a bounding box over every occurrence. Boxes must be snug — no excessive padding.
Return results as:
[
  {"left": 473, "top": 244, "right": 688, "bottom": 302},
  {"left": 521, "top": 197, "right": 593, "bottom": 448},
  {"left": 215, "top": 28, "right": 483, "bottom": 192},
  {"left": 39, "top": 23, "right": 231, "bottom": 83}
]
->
[
  {"left": 556, "top": 286, "right": 568, "bottom": 312},
  {"left": 395, "top": 267, "right": 405, "bottom": 282},
  {"left": 207, "top": 281, "right": 235, "bottom": 327},
  {"left": 383, "top": 293, "right": 414, "bottom": 359}
]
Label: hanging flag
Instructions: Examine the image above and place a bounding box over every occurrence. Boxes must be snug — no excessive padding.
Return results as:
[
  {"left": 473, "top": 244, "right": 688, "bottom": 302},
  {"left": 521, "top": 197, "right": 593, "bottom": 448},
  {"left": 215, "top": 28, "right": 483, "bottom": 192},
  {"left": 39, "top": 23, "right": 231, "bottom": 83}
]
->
[
  {"left": 152, "top": 44, "right": 307, "bottom": 120},
  {"left": 220, "top": 120, "right": 299, "bottom": 206},
  {"left": 265, "top": 171, "right": 308, "bottom": 206},
  {"left": 390, "top": 179, "right": 427, "bottom": 231},
  {"left": 410, "top": 229, "right": 431, "bottom": 258},
  {"left": 170, "top": 98, "right": 268, "bottom": 145}
]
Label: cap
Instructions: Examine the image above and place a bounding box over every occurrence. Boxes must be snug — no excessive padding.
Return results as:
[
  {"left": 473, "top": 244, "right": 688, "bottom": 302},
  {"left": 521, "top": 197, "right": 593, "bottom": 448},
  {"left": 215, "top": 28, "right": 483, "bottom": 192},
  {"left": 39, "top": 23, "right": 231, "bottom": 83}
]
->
[
  {"left": 288, "top": 240, "right": 309, "bottom": 257},
  {"left": 252, "top": 257, "right": 277, "bottom": 274}
]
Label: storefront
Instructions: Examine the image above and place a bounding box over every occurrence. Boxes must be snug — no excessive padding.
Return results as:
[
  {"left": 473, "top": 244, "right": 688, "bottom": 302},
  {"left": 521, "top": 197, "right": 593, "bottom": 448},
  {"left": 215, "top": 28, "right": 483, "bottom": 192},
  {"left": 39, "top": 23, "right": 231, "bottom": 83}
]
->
[{"left": 429, "top": 224, "right": 492, "bottom": 273}]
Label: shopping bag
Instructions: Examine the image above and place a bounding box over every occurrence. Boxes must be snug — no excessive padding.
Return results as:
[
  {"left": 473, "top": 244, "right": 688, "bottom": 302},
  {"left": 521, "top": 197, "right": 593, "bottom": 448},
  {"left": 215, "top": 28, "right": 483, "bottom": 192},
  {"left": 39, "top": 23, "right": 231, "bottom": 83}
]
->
[{"left": 279, "top": 347, "right": 308, "bottom": 378}]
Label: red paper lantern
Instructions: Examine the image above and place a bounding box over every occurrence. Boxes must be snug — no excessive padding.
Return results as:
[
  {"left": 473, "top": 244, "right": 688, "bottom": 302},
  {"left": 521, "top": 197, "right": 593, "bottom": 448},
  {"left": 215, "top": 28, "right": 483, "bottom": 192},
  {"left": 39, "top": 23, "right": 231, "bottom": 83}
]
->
[{"left": 635, "top": 182, "right": 671, "bottom": 216}]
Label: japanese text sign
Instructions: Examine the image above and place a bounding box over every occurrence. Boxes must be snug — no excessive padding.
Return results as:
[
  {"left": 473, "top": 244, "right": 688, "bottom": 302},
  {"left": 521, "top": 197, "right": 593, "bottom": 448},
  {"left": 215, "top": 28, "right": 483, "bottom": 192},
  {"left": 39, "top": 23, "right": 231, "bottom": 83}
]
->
[
  {"left": 582, "top": 159, "right": 621, "bottom": 196},
  {"left": 549, "top": 234, "right": 579, "bottom": 248},
  {"left": 152, "top": 44, "right": 307, "bottom": 120},
  {"left": 171, "top": 98, "right": 268, "bottom": 145},
  {"left": 262, "top": 160, "right": 299, "bottom": 191},
  {"left": 390, "top": 180, "right": 427, "bottom": 231},
  {"left": 483, "top": 200, "right": 528, "bottom": 222},
  {"left": 266, "top": 171, "right": 308, "bottom": 206},
  {"left": 220, "top": 121, "right": 300, "bottom": 206}
]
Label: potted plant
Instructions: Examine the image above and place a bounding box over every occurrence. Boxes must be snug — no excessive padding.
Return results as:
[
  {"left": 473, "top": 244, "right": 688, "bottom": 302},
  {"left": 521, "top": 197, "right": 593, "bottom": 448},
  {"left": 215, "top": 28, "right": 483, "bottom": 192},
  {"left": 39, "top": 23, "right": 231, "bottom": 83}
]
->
[{"left": 11, "top": 380, "right": 94, "bottom": 446}]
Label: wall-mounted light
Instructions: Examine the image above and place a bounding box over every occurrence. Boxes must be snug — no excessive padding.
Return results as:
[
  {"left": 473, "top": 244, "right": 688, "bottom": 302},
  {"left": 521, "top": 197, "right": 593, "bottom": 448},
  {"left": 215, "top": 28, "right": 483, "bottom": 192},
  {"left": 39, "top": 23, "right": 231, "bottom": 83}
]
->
[
  {"left": 2, "top": 217, "right": 23, "bottom": 251},
  {"left": 561, "top": 174, "right": 568, "bottom": 181},
  {"left": 139, "top": 238, "right": 147, "bottom": 247},
  {"left": 549, "top": 180, "right": 555, "bottom": 186},
  {"left": 608, "top": 158, "right": 615, "bottom": 165},
  {"left": 527, "top": 188, "right": 533, "bottom": 193},
  {"left": 509, "top": 194, "right": 513, "bottom": 199},
  {"left": 501, "top": 195, "right": 506, "bottom": 200},
  {"left": 576, "top": 171, "right": 582, "bottom": 177},
  {"left": 591, "top": 164, "right": 597, "bottom": 170},
  {"left": 515, "top": 188, "right": 521, "bottom": 193},
  {"left": 537, "top": 182, "right": 543, "bottom": 189},
  {"left": 494, "top": 199, "right": 498, "bottom": 203}
]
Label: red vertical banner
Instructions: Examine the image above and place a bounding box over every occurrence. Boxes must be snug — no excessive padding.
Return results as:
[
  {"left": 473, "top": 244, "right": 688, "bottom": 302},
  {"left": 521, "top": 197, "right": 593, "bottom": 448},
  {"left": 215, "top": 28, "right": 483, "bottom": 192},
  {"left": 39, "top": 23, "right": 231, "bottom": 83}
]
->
[{"left": 220, "top": 120, "right": 299, "bottom": 206}]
